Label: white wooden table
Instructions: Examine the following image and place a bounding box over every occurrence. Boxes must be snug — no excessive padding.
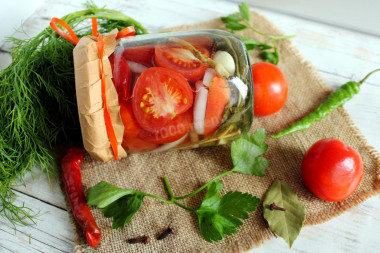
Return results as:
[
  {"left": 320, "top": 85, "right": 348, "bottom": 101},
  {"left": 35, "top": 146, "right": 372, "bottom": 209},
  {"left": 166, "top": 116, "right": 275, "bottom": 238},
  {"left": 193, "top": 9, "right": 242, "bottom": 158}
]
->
[{"left": 1, "top": 0, "right": 380, "bottom": 252}]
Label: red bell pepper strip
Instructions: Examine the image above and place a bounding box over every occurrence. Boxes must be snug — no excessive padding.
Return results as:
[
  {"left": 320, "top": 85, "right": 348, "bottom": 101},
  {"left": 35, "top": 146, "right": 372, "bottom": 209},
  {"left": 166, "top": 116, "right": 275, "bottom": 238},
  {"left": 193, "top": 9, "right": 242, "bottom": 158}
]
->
[
  {"left": 116, "top": 26, "right": 136, "bottom": 40},
  {"left": 91, "top": 17, "right": 98, "bottom": 36},
  {"left": 97, "top": 34, "right": 119, "bottom": 160},
  {"left": 61, "top": 147, "right": 101, "bottom": 247},
  {"left": 50, "top": 17, "right": 79, "bottom": 45}
]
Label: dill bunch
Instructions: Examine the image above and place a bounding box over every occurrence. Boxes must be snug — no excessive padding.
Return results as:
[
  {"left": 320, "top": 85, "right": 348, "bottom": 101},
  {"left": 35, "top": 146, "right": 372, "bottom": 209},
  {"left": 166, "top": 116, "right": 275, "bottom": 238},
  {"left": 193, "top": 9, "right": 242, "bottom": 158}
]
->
[{"left": 0, "top": 3, "right": 147, "bottom": 225}]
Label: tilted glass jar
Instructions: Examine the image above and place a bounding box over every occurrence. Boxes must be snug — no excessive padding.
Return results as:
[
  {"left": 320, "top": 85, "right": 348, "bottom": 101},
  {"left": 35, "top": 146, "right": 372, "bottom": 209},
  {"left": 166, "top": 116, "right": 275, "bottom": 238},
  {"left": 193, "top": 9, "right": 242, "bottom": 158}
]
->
[{"left": 112, "top": 29, "right": 253, "bottom": 153}]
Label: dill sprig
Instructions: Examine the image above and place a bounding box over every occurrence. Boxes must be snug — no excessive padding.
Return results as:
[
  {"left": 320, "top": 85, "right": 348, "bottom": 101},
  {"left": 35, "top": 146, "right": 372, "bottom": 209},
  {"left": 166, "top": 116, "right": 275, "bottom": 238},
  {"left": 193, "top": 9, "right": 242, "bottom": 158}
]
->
[{"left": 0, "top": 2, "right": 147, "bottom": 226}]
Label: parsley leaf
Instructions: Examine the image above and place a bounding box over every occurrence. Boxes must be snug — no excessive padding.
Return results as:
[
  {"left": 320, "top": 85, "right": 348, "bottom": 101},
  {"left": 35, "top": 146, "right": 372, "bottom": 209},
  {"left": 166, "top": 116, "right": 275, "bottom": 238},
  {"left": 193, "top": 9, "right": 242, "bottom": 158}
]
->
[
  {"left": 226, "top": 22, "right": 247, "bottom": 31},
  {"left": 239, "top": 2, "right": 251, "bottom": 21},
  {"left": 196, "top": 181, "right": 260, "bottom": 242},
  {"left": 238, "top": 35, "right": 273, "bottom": 51},
  {"left": 231, "top": 128, "right": 269, "bottom": 176},
  {"left": 260, "top": 48, "right": 279, "bottom": 65},
  {"left": 221, "top": 2, "right": 294, "bottom": 65},
  {"left": 87, "top": 181, "right": 146, "bottom": 229},
  {"left": 221, "top": 13, "right": 242, "bottom": 23}
]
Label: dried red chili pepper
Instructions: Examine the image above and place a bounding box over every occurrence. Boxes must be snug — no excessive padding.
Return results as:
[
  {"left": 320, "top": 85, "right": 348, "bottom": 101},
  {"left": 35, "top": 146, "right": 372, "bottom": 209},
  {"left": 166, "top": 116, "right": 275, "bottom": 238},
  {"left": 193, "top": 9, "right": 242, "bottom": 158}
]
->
[{"left": 61, "top": 147, "right": 101, "bottom": 247}]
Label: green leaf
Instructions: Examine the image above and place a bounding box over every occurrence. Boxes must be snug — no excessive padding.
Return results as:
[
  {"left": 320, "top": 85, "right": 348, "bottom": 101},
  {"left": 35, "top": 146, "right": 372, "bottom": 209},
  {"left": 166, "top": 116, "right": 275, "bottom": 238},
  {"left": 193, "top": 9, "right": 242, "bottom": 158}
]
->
[
  {"left": 196, "top": 181, "right": 260, "bottom": 242},
  {"left": 102, "top": 193, "right": 145, "bottom": 229},
  {"left": 86, "top": 181, "right": 146, "bottom": 229},
  {"left": 87, "top": 181, "right": 137, "bottom": 208},
  {"left": 263, "top": 180, "right": 306, "bottom": 248},
  {"left": 221, "top": 13, "right": 242, "bottom": 23},
  {"left": 231, "top": 128, "right": 269, "bottom": 176},
  {"left": 226, "top": 22, "right": 247, "bottom": 31},
  {"left": 238, "top": 35, "right": 273, "bottom": 51},
  {"left": 239, "top": 2, "right": 251, "bottom": 21},
  {"left": 260, "top": 49, "right": 279, "bottom": 65}
]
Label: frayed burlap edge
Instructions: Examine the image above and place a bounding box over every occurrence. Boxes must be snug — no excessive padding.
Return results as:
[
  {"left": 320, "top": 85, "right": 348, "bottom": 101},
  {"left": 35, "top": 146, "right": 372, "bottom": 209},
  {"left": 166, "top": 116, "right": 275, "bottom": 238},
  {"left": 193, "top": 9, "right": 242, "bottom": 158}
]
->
[
  {"left": 65, "top": 9, "right": 380, "bottom": 253},
  {"left": 164, "top": 7, "right": 380, "bottom": 225}
]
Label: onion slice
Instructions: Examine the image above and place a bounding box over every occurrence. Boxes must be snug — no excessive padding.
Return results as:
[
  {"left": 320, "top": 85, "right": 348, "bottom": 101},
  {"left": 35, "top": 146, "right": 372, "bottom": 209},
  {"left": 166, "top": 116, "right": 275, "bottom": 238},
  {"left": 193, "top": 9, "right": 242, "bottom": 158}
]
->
[
  {"left": 202, "top": 68, "right": 216, "bottom": 87},
  {"left": 153, "top": 133, "right": 188, "bottom": 152},
  {"left": 126, "top": 61, "right": 148, "bottom": 73},
  {"left": 193, "top": 81, "right": 208, "bottom": 135}
]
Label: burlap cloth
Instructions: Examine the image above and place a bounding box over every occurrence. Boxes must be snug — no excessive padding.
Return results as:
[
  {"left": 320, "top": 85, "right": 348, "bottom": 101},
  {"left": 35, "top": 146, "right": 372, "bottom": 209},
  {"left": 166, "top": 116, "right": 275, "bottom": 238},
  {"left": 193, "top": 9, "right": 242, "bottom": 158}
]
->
[{"left": 69, "top": 10, "right": 380, "bottom": 253}]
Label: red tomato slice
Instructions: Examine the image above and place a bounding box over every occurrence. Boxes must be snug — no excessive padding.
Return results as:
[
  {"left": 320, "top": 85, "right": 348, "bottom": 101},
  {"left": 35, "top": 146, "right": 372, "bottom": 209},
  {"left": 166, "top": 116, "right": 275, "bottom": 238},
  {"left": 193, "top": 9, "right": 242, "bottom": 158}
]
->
[
  {"left": 122, "top": 45, "right": 155, "bottom": 67},
  {"left": 132, "top": 67, "right": 193, "bottom": 132},
  {"left": 204, "top": 75, "right": 230, "bottom": 137},
  {"left": 138, "top": 108, "right": 193, "bottom": 144},
  {"left": 109, "top": 54, "right": 132, "bottom": 101},
  {"left": 155, "top": 44, "right": 209, "bottom": 82},
  {"left": 119, "top": 101, "right": 158, "bottom": 152}
]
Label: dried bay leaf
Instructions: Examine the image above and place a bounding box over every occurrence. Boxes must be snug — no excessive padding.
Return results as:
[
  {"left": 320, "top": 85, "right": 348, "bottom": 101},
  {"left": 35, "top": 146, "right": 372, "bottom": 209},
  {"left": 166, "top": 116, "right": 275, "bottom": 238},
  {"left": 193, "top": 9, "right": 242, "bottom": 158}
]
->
[{"left": 263, "top": 180, "right": 306, "bottom": 248}]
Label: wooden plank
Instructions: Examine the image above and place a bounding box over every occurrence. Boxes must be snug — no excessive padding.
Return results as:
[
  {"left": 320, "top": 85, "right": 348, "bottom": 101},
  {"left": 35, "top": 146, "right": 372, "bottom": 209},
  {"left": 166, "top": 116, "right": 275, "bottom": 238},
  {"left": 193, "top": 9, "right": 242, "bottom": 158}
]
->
[
  {"left": 250, "top": 8, "right": 380, "bottom": 85},
  {"left": 239, "top": 0, "right": 380, "bottom": 37},
  {"left": 0, "top": 191, "right": 74, "bottom": 253},
  {"left": 12, "top": 168, "right": 67, "bottom": 210}
]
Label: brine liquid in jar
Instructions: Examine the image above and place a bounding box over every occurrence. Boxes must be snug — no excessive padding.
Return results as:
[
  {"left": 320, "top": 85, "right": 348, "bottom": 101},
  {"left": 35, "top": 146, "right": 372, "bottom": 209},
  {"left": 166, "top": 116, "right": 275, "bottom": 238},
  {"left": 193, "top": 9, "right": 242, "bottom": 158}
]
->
[{"left": 110, "top": 30, "right": 253, "bottom": 153}]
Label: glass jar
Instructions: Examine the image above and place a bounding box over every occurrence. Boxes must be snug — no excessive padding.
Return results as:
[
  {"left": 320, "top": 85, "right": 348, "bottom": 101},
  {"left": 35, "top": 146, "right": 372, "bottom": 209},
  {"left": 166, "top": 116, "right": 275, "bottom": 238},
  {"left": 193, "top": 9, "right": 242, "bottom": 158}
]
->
[{"left": 111, "top": 29, "right": 253, "bottom": 152}]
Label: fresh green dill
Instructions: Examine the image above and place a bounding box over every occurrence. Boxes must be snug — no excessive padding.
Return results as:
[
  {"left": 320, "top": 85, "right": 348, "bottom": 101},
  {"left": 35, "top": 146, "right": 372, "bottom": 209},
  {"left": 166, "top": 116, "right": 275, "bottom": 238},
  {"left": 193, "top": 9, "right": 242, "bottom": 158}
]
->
[{"left": 0, "top": 2, "right": 147, "bottom": 226}]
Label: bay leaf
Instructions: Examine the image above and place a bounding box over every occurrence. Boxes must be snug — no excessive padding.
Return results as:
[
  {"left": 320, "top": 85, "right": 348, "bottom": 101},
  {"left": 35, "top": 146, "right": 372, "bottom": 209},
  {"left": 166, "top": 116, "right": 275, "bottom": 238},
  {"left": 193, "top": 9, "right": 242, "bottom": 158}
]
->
[{"left": 263, "top": 180, "right": 306, "bottom": 248}]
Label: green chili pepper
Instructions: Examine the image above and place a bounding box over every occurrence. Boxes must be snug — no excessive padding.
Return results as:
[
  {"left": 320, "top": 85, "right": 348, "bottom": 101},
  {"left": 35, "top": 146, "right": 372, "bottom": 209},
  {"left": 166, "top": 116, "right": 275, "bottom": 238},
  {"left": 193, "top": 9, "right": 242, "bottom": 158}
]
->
[{"left": 271, "top": 69, "right": 380, "bottom": 139}]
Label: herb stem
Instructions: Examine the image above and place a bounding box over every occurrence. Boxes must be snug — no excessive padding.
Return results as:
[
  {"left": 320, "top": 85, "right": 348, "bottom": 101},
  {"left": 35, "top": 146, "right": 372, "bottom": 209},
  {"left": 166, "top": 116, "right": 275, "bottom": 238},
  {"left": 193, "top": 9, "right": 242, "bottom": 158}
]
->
[
  {"left": 162, "top": 176, "right": 197, "bottom": 211},
  {"left": 163, "top": 176, "right": 175, "bottom": 200},
  {"left": 143, "top": 193, "right": 173, "bottom": 204},
  {"left": 173, "top": 200, "right": 197, "bottom": 212},
  {"left": 175, "top": 170, "right": 234, "bottom": 200},
  {"left": 242, "top": 20, "right": 294, "bottom": 40}
]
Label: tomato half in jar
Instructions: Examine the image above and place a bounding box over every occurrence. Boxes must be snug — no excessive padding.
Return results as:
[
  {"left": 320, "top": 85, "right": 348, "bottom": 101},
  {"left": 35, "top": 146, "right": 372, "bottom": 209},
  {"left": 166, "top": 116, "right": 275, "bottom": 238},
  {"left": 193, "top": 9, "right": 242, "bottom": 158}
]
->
[
  {"left": 155, "top": 44, "right": 209, "bottom": 82},
  {"left": 122, "top": 45, "right": 155, "bottom": 67},
  {"left": 131, "top": 67, "right": 193, "bottom": 132},
  {"left": 138, "top": 108, "right": 193, "bottom": 144}
]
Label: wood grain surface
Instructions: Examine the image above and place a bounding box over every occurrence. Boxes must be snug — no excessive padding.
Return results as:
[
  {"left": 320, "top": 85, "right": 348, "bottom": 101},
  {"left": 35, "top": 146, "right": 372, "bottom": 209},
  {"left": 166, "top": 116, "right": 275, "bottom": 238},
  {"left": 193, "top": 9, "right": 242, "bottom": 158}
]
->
[{"left": 0, "top": 0, "right": 379, "bottom": 252}]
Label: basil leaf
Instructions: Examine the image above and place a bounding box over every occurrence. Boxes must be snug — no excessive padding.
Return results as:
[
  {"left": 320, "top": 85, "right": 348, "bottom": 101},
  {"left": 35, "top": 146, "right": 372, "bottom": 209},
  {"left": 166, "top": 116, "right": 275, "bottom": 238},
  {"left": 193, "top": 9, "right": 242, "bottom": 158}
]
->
[
  {"left": 239, "top": 2, "right": 251, "bottom": 21},
  {"left": 263, "top": 180, "right": 306, "bottom": 248},
  {"left": 87, "top": 181, "right": 146, "bottom": 229},
  {"left": 231, "top": 128, "right": 269, "bottom": 176},
  {"left": 196, "top": 181, "right": 260, "bottom": 242}
]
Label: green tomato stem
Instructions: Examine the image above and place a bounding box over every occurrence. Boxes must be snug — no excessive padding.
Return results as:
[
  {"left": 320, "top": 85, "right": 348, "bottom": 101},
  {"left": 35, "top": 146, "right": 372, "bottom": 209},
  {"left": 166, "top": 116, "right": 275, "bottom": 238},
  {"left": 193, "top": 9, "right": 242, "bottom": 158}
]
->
[{"left": 174, "top": 170, "right": 234, "bottom": 200}]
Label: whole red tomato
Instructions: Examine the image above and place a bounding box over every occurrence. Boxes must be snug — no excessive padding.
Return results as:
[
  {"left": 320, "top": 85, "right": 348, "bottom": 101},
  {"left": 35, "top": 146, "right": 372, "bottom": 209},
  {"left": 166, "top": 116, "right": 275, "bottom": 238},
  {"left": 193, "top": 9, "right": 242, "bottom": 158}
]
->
[
  {"left": 251, "top": 62, "right": 288, "bottom": 116},
  {"left": 301, "top": 138, "right": 364, "bottom": 202}
]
